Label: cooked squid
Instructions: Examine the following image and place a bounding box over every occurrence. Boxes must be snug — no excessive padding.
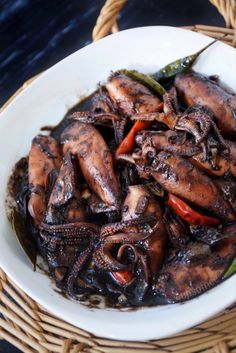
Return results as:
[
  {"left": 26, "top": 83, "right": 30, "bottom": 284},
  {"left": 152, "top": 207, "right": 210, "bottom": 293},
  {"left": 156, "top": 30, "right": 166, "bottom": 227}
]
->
[
  {"left": 174, "top": 72, "right": 236, "bottom": 138},
  {"left": 8, "top": 62, "right": 236, "bottom": 308}
]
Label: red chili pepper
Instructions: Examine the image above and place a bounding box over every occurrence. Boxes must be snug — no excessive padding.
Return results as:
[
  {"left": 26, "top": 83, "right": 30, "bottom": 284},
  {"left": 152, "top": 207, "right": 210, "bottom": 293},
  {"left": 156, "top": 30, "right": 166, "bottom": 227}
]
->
[
  {"left": 167, "top": 194, "right": 220, "bottom": 226},
  {"left": 115, "top": 121, "right": 151, "bottom": 157},
  {"left": 112, "top": 271, "right": 133, "bottom": 285}
]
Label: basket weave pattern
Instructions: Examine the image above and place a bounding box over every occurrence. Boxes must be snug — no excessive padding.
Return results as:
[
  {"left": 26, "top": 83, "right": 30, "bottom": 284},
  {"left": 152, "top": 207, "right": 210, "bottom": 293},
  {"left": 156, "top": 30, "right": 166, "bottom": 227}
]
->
[
  {"left": 1, "top": 267, "right": 236, "bottom": 353},
  {"left": 92, "top": 0, "right": 236, "bottom": 46},
  {"left": 1, "top": 1, "right": 236, "bottom": 352}
]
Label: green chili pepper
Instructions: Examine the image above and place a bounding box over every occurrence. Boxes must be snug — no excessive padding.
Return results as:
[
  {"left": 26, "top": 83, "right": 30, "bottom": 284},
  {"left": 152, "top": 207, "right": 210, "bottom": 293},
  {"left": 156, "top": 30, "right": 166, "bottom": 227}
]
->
[
  {"left": 119, "top": 69, "right": 166, "bottom": 97},
  {"left": 152, "top": 39, "right": 217, "bottom": 82},
  {"left": 224, "top": 256, "right": 236, "bottom": 279}
]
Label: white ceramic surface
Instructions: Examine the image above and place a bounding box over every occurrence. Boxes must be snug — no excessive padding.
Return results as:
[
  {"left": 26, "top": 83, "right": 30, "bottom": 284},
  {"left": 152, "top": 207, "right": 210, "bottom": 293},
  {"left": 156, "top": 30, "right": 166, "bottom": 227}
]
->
[{"left": 0, "top": 26, "right": 235, "bottom": 341}]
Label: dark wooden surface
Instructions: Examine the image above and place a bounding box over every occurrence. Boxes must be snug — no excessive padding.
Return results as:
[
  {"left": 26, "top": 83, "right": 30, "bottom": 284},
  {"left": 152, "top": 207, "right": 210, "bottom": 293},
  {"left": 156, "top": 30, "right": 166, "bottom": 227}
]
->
[{"left": 0, "top": 0, "right": 224, "bottom": 351}]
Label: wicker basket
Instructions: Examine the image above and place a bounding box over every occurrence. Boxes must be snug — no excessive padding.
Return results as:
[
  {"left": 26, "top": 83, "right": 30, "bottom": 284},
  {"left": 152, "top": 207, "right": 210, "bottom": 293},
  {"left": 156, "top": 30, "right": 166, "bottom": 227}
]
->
[{"left": 1, "top": 1, "right": 236, "bottom": 352}]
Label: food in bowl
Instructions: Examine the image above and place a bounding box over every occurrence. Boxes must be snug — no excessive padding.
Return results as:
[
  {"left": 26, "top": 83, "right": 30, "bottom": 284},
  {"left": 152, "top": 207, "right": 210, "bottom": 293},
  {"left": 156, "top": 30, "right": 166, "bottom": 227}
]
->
[{"left": 7, "top": 43, "right": 236, "bottom": 307}]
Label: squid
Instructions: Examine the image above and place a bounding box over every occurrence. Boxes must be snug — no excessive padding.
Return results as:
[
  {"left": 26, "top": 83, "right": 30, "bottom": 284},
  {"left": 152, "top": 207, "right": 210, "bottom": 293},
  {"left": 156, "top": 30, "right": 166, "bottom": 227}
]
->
[
  {"left": 122, "top": 185, "right": 166, "bottom": 276},
  {"left": 150, "top": 152, "right": 235, "bottom": 222},
  {"left": 28, "top": 135, "right": 61, "bottom": 224},
  {"left": 61, "top": 121, "right": 120, "bottom": 209},
  {"left": 164, "top": 206, "right": 190, "bottom": 248},
  {"left": 174, "top": 71, "right": 236, "bottom": 138},
  {"left": 39, "top": 152, "right": 100, "bottom": 294},
  {"left": 135, "top": 127, "right": 236, "bottom": 178},
  {"left": 155, "top": 226, "right": 236, "bottom": 302},
  {"left": 135, "top": 130, "right": 201, "bottom": 157},
  {"left": 106, "top": 73, "right": 162, "bottom": 116},
  {"left": 190, "top": 140, "right": 236, "bottom": 177},
  {"left": 93, "top": 185, "right": 166, "bottom": 291},
  {"left": 13, "top": 65, "right": 236, "bottom": 308},
  {"left": 45, "top": 152, "right": 85, "bottom": 224}
]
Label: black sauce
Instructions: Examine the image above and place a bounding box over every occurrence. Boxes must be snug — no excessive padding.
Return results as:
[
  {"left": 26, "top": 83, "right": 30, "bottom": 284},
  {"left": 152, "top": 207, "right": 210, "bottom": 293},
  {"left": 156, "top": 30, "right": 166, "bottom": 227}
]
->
[
  {"left": 8, "top": 88, "right": 235, "bottom": 309},
  {"left": 8, "top": 162, "right": 168, "bottom": 308},
  {"left": 7, "top": 93, "right": 169, "bottom": 308},
  {"left": 50, "top": 93, "right": 94, "bottom": 140},
  {"left": 7, "top": 158, "right": 38, "bottom": 269}
]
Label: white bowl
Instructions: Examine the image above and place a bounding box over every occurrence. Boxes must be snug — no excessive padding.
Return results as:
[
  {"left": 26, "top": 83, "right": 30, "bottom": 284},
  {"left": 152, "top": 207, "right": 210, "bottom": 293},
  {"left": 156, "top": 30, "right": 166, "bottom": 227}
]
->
[{"left": 0, "top": 26, "right": 235, "bottom": 341}]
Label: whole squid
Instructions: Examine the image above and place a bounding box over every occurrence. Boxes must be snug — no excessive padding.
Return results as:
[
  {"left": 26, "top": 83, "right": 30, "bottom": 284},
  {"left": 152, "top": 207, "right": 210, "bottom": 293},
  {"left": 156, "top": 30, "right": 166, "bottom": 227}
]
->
[
  {"left": 61, "top": 122, "right": 119, "bottom": 208},
  {"left": 28, "top": 135, "right": 61, "bottom": 224},
  {"left": 156, "top": 227, "right": 236, "bottom": 302},
  {"left": 106, "top": 73, "right": 162, "bottom": 116},
  {"left": 122, "top": 185, "right": 166, "bottom": 276},
  {"left": 150, "top": 152, "right": 235, "bottom": 222},
  {"left": 174, "top": 71, "right": 236, "bottom": 138}
]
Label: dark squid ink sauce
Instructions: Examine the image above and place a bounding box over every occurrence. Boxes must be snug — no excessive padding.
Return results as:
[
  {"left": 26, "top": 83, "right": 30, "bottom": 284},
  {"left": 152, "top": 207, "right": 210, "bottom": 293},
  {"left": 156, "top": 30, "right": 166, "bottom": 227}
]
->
[{"left": 7, "top": 69, "right": 236, "bottom": 308}]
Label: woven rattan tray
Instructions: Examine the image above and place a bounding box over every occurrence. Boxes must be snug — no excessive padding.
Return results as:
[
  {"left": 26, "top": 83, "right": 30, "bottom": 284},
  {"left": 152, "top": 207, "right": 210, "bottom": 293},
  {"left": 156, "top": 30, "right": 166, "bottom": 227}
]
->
[{"left": 1, "top": 1, "right": 236, "bottom": 352}]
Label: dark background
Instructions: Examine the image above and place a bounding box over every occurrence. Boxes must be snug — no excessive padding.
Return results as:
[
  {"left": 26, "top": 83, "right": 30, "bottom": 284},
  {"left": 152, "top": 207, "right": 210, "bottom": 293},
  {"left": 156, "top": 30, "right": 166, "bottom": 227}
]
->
[
  {"left": 0, "top": 0, "right": 224, "bottom": 351},
  {"left": 1, "top": 0, "right": 224, "bottom": 107}
]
